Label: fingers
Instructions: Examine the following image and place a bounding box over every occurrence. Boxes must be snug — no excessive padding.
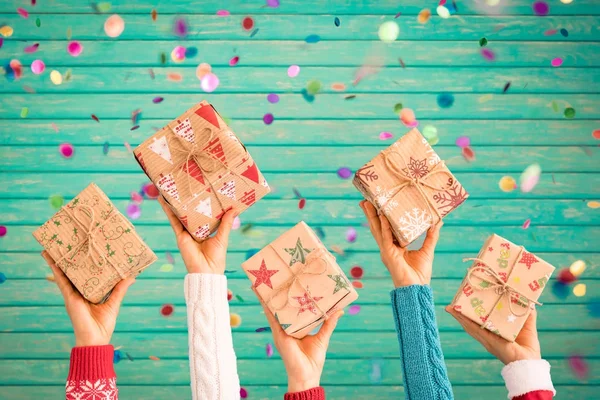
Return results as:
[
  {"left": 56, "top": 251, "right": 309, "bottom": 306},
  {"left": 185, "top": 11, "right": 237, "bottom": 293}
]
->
[
  {"left": 104, "top": 276, "right": 135, "bottom": 311},
  {"left": 445, "top": 305, "right": 485, "bottom": 341},
  {"left": 378, "top": 212, "right": 398, "bottom": 253},
  {"left": 314, "top": 310, "right": 343, "bottom": 348},
  {"left": 158, "top": 195, "right": 185, "bottom": 236},
  {"left": 360, "top": 201, "right": 382, "bottom": 246},
  {"left": 42, "top": 251, "right": 76, "bottom": 298},
  {"left": 420, "top": 221, "right": 443, "bottom": 257},
  {"left": 214, "top": 209, "right": 235, "bottom": 247},
  {"left": 256, "top": 291, "right": 286, "bottom": 342}
]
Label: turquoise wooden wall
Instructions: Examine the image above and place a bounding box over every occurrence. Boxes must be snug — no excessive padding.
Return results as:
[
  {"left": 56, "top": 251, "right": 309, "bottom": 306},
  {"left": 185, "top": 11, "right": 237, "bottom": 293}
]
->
[{"left": 1, "top": 0, "right": 599, "bottom": 398}]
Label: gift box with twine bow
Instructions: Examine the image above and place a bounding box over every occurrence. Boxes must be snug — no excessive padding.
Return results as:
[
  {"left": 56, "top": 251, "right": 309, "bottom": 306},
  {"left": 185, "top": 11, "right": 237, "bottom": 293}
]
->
[
  {"left": 32, "top": 183, "right": 157, "bottom": 304},
  {"left": 353, "top": 128, "right": 469, "bottom": 247},
  {"left": 134, "top": 101, "right": 270, "bottom": 241},
  {"left": 242, "top": 222, "right": 359, "bottom": 338},
  {"left": 450, "top": 234, "right": 555, "bottom": 341}
]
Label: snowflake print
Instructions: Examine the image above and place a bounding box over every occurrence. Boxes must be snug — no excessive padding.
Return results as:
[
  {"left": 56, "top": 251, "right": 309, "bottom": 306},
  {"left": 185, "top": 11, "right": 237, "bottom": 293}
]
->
[
  {"left": 402, "top": 157, "right": 429, "bottom": 178},
  {"left": 421, "top": 137, "right": 441, "bottom": 165},
  {"left": 66, "top": 377, "right": 118, "bottom": 400},
  {"left": 398, "top": 208, "right": 432, "bottom": 242},
  {"left": 432, "top": 178, "right": 468, "bottom": 217},
  {"left": 373, "top": 186, "right": 398, "bottom": 214}
]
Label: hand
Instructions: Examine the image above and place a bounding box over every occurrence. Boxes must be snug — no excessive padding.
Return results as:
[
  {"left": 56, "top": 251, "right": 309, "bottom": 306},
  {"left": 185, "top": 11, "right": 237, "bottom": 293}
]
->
[
  {"left": 259, "top": 299, "right": 344, "bottom": 393},
  {"left": 445, "top": 305, "right": 542, "bottom": 365},
  {"left": 42, "top": 251, "right": 134, "bottom": 347},
  {"left": 359, "top": 200, "right": 442, "bottom": 287},
  {"left": 158, "top": 196, "right": 235, "bottom": 274}
]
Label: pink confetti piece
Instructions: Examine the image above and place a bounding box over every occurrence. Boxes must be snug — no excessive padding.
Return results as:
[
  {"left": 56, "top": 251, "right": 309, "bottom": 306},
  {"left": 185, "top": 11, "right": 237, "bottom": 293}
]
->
[
  {"left": 522, "top": 219, "right": 531, "bottom": 229},
  {"left": 59, "top": 143, "right": 74, "bottom": 158},
  {"left": 568, "top": 355, "right": 589, "bottom": 379},
  {"left": 551, "top": 57, "right": 563, "bottom": 67},
  {"left": 266, "top": 343, "right": 274, "bottom": 358},
  {"left": 126, "top": 203, "right": 141, "bottom": 219},
  {"left": 481, "top": 48, "right": 495, "bottom": 61},
  {"left": 17, "top": 8, "right": 29, "bottom": 18},
  {"left": 0, "top": 226, "right": 6, "bottom": 237},
  {"left": 51, "top": 123, "right": 59, "bottom": 132},
  {"left": 229, "top": 56, "right": 239, "bottom": 66},
  {"left": 544, "top": 29, "right": 558, "bottom": 36},
  {"left": 217, "top": 10, "right": 230, "bottom": 16},
  {"left": 124, "top": 142, "right": 132, "bottom": 152},
  {"left": 240, "top": 388, "right": 248, "bottom": 399},
  {"left": 24, "top": 43, "right": 39, "bottom": 53},
  {"left": 348, "top": 305, "right": 361, "bottom": 315},
  {"left": 379, "top": 131, "right": 393, "bottom": 140},
  {"left": 67, "top": 41, "right": 83, "bottom": 57},
  {"left": 456, "top": 136, "right": 470, "bottom": 148},
  {"left": 131, "top": 191, "right": 144, "bottom": 204},
  {"left": 346, "top": 227, "right": 357, "bottom": 243}
]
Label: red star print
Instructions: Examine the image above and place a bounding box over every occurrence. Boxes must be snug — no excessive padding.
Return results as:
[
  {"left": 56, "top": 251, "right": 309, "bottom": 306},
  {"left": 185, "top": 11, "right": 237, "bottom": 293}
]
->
[
  {"left": 248, "top": 259, "right": 278, "bottom": 289},
  {"left": 488, "top": 247, "right": 494, "bottom": 252},
  {"left": 292, "top": 291, "right": 323, "bottom": 315},
  {"left": 518, "top": 252, "right": 539, "bottom": 269}
]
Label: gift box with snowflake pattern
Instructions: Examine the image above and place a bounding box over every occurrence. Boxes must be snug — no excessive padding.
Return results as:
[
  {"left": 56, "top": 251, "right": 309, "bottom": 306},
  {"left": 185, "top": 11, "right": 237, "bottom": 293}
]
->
[
  {"left": 450, "top": 234, "right": 555, "bottom": 342},
  {"left": 134, "top": 101, "right": 270, "bottom": 242},
  {"left": 242, "top": 221, "right": 358, "bottom": 339},
  {"left": 353, "top": 128, "right": 468, "bottom": 247}
]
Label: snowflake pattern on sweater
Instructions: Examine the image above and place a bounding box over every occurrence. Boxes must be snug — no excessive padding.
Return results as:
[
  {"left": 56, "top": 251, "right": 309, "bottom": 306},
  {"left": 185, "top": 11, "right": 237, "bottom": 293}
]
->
[{"left": 66, "top": 377, "right": 118, "bottom": 400}]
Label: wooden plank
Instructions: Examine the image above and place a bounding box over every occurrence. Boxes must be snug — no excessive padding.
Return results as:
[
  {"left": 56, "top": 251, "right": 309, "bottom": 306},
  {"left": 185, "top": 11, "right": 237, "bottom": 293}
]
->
[
  {"left": 3, "top": 225, "right": 599, "bottom": 252},
  {"left": 0, "top": 278, "right": 595, "bottom": 306},
  {"left": 1, "top": 359, "right": 597, "bottom": 385},
  {"left": 0, "top": 145, "right": 596, "bottom": 173},
  {"left": 2, "top": 172, "right": 597, "bottom": 200},
  {"left": 3, "top": 199, "right": 597, "bottom": 226},
  {"left": 2, "top": 119, "right": 599, "bottom": 146},
  {"left": 2, "top": 331, "right": 597, "bottom": 359},
  {"left": 1, "top": 305, "right": 597, "bottom": 332},
  {"left": 1, "top": 0, "right": 598, "bottom": 15},
  {"left": 2, "top": 40, "right": 599, "bottom": 67},
  {"left": 5, "top": 14, "right": 600, "bottom": 41},
  {"left": 5, "top": 67, "right": 600, "bottom": 95},
  {"left": 3, "top": 252, "right": 596, "bottom": 279}
]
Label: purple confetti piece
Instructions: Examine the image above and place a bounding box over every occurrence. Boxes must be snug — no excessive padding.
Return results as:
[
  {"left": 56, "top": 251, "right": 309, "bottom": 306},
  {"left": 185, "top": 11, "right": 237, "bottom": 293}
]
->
[
  {"left": 348, "top": 305, "right": 361, "bottom": 315},
  {"left": 481, "top": 48, "right": 495, "bottom": 61},
  {"left": 532, "top": 1, "right": 549, "bottom": 16},
  {"left": 266, "top": 0, "right": 280, "bottom": 7},
  {"left": 455, "top": 136, "right": 470, "bottom": 148},
  {"left": 379, "top": 131, "right": 393, "bottom": 140},
  {"left": 293, "top": 188, "right": 302, "bottom": 198},
  {"left": 126, "top": 203, "right": 141, "bottom": 220},
  {"left": 267, "top": 93, "right": 280, "bottom": 104},
  {"left": 266, "top": 343, "right": 274, "bottom": 358},
  {"left": 174, "top": 18, "right": 188, "bottom": 37},
  {"left": 337, "top": 167, "right": 353, "bottom": 179},
  {"left": 263, "top": 113, "right": 274, "bottom": 125},
  {"left": 346, "top": 227, "right": 357, "bottom": 243},
  {"left": 153, "top": 97, "right": 164, "bottom": 104}
]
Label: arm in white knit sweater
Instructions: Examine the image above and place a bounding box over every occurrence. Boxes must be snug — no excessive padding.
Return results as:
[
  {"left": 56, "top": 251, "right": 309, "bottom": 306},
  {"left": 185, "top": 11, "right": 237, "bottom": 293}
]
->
[{"left": 185, "top": 273, "right": 241, "bottom": 400}]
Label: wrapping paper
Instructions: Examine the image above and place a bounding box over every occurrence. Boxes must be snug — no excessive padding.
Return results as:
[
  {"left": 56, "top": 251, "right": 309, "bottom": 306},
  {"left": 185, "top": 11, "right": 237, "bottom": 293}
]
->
[
  {"left": 242, "top": 222, "right": 359, "bottom": 338},
  {"left": 32, "top": 183, "right": 157, "bottom": 303},
  {"left": 353, "top": 128, "right": 468, "bottom": 247},
  {"left": 451, "top": 234, "right": 555, "bottom": 341},
  {"left": 134, "top": 101, "right": 270, "bottom": 241}
]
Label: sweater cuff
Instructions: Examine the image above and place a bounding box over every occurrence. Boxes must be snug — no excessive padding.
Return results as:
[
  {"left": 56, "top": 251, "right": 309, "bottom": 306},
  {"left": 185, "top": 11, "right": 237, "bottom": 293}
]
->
[
  {"left": 68, "top": 345, "right": 115, "bottom": 381},
  {"left": 284, "top": 387, "right": 325, "bottom": 400},
  {"left": 184, "top": 273, "right": 228, "bottom": 305},
  {"left": 502, "top": 359, "right": 555, "bottom": 399}
]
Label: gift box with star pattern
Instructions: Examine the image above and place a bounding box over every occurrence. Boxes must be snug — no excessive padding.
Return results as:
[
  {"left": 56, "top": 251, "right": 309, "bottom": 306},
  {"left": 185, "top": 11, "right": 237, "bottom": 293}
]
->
[
  {"left": 134, "top": 100, "right": 270, "bottom": 242},
  {"left": 450, "top": 234, "right": 555, "bottom": 342},
  {"left": 241, "top": 221, "right": 359, "bottom": 338},
  {"left": 353, "top": 128, "right": 468, "bottom": 247}
]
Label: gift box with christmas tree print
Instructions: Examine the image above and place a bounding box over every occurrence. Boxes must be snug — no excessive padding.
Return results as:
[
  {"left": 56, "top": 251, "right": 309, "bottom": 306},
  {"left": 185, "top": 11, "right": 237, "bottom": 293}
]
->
[
  {"left": 242, "top": 221, "right": 358, "bottom": 339},
  {"left": 450, "top": 234, "right": 555, "bottom": 342},
  {"left": 134, "top": 101, "right": 270, "bottom": 241},
  {"left": 353, "top": 128, "right": 468, "bottom": 247},
  {"left": 32, "top": 183, "right": 157, "bottom": 304}
]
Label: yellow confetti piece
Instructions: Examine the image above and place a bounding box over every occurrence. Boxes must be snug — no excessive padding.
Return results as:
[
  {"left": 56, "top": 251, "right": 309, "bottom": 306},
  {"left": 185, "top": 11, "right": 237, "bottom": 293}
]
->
[
  {"left": 230, "top": 312, "right": 242, "bottom": 328},
  {"left": 159, "top": 263, "right": 174, "bottom": 272},
  {"left": 498, "top": 176, "right": 517, "bottom": 192},
  {"left": 588, "top": 201, "right": 600, "bottom": 209},
  {"left": 569, "top": 260, "right": 586, "bottom": 277},
  {"left": 50, "top": 70, "right": 63, "bottom": 85},
  {"left": 0, "top": 26, "right": 13, "bottom": 37},
  {"left": 573, "top": 283, "right": 586, "bottom": 297},
  {"left": 20, "top": 107, "right": 28, "bottom": 118},
  {"left": 66, "top": 27, "right": 72, "bottom": 40},
  {"left": 46, "top": 274, "right": 55, "bottom": 282},
  {"left": 478, "top": 94, "right": 493, "bottom": 103}
]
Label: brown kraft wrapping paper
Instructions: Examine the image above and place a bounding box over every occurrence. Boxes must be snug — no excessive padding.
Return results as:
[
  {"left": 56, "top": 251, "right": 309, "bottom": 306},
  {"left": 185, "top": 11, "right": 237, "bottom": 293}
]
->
[
  {"left": 353, "top": 128, "right": 469, "bottom": 247},
  {"left": 242, "top": 221, "right": 359, "bottom": 339},
  {"left": 451, "top": 234, "right": 555, "bottom": 342},
  {"left": 32, "top": 183, "right": 158, "bottom": 304},
  {"left": 134, "top": 100, "right": 270, "bottom": 241}
]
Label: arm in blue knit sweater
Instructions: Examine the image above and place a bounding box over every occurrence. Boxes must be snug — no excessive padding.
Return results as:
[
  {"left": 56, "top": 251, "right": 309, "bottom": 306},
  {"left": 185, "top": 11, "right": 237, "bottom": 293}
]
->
[{"left": 359, "top": 201, "right": 453, "bottom": 400}]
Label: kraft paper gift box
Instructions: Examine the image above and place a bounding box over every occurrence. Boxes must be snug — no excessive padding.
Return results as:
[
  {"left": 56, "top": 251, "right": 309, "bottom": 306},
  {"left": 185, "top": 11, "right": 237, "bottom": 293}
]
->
[
  {"left": 32, "top": 183, "right": 157, "bottom": 304},
  {"left": 242, "top": 221, "right": 359, "bottom": 339},
  {"left": 450, "top": 234, "right": 556, "bottom": 342},
  {"left": 353, "top": 128, "right": 468, "bottom": 247},
  {"left": 134, "top": 100, "right": 270, "bottom": 241}
]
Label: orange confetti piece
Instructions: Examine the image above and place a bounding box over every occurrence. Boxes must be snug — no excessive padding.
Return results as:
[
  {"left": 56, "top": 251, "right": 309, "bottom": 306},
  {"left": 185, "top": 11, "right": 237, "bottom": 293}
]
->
[
  {"left": 331, "top": 83, "right": 346, "bottom": 91},
  {"left": 352, "top": 281, "right": 364, "bottom": 289},
  {"left": 149, "top": 356, "right": 160, "bottom": 360},
  {"left": 167, "top": 73, "right": 183, "bottom": 82},
  {"left": 330, "top": 245, "right": 345, "bottom": 256},
  {"left": 151, "top": 9, "right": 157, "bottom": 21}
]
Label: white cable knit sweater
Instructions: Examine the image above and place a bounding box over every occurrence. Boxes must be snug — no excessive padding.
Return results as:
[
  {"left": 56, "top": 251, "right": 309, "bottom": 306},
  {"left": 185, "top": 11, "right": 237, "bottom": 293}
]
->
[{"left": 185, "top": 273, "right": 241, "bottom": 400}]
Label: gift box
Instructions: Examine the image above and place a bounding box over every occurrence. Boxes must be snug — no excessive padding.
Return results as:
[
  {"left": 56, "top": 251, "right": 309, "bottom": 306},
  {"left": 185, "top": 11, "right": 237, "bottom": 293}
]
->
[
  {"left": 450, "top": 234, "right": 555, "bottom": 341},
  {"left": 242, "top": 221, "right": 358, "bottom": 338},
  {"left": 353, "top": 128, "right": 468, "bottom": 247},
  {"left": 32, "top": 183, "right": 157, "bottom": 304},
  {"left": 134, "top": 100, "right": 270, "bottom": 241}
]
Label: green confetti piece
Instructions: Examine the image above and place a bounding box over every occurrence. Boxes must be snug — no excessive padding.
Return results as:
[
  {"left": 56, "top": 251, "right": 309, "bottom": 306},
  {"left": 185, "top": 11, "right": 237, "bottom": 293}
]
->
[
  {"left": 64, "top": 69, "right": 72, "bottom": 82},
  {"left": 49, "top": 194, "right": 64, "bottom": 210},
  {"left": 551, "top": 100, "right": 559, "bottom": 113},
  {"left": 35, "top": 17, "right": 41, "bottom": 27},
  {"left": 20, "top": 107, "right": 28, "bottom": 118},
  {"left": 479, "top": 37, "right": 488, "bottom": 47},
  {"left": 393, "top": 103, "right": 403, "bottom": 113},
  {"left": 160, "top": 53, "right": 167, "bottom": 64},
  {"left": 564, "top": 107, "right": 576, "bottom": 119},
  {"left": 235, "top": 295, "right": 245, "bottom": 302},
  {"left": 306, "top": 79, "right": 322, "bottom": 95},
  {"left": 96, "top": 2, "right": 112, "bottom": 12}
]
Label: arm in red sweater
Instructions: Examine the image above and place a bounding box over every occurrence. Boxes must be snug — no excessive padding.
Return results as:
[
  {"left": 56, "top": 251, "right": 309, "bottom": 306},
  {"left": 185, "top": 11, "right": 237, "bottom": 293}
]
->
[
  {"left": 65, "top": 345, "right": 118, "bottom": 400},
  {"left": 502, "top": 359, "right": 555, "bottom": 399},
  {"left": 285, "top": 387, "right": 325, "bottom": 400},
  {"left": 513, "top": 391, "right": 554, "bottom": 400}
]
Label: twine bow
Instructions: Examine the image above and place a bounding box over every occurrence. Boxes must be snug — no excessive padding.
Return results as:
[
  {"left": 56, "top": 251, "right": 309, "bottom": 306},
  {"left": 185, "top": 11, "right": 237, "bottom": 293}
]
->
[
  {"left": 464, "top": 251, "right": 542, "bottom": 324},
  {"left": 263, "top": 247, "right": 332, "bottom": 321},
  {"left": 54, "top": 205, "right": 129, "bottom": 280}
]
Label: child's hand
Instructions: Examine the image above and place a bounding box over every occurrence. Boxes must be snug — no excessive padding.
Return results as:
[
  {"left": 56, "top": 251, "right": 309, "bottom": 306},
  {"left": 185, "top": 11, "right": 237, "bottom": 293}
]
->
[
  {"left": 445, "top": 305, "right": 542, "bottom": 365},
  {"left": 42, "top": 251, "right": 134, "bottom": 347},
  {"left": 158, "top": 196, "right": 235, "bottom": 275},
  {"left": 360, "top": 200, "right": 442, "bottom": 288},
  {"left": 259, "top": 299, "right": 343, "bottom": 393}
]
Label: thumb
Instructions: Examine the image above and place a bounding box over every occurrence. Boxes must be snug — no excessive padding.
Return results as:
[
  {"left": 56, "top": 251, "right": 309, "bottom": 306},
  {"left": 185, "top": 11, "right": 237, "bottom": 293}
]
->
[
  {"left": 104, "top": 277, "right": 135, "bottom": 311},
  {"left": 314, "top": 310, "right": 344, "bottom": 348},
  {"left": 517, "top": 307, "right": 539, "bottom": 343},
  {"left": 215, "top": 209, "right": 236, "bottom": 246}
]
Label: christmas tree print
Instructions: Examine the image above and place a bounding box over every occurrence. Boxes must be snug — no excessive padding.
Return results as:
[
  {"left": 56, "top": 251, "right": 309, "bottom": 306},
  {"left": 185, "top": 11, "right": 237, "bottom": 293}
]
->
[
  {"left": 355, "top": 164, "right": 378, "bottom": 186},
  {"left": 292, "top": 290, "right": 323, "bottom": 315},
  {"left": 195, "top": 103, "right": 221, "bottom": 129},
  {"left": 240, "top": 189, "right": 256, "bottom": 206},
  {"left": 157, "top": 174, "right": 180, "bottom": 201},
  {"left": 275, "top": 312, "right": 291, "bottom": 330},
  {"left": 328, "top": 274, "right": 350, "bottom": 294},
  {"left": 194, "top": 224, "right": 211, "bottom": 240},
  {"left": 402, "top": 157, "right": 429, "bottom": 178},
  {"left": 173, "top": 118, "right": 194, "bottom": 143},
  {"left": 203, "top": 137, "right": 226, "bottom": 165},
  {"left": 248, "top": 259, "right": 278, "bottom": 289},
  {"left": 518, "top": 252, "right": 539, "bottom": 269},
  {"left": 241, "top": 162, "right": 260, "bottom": 183},
  {"left": 194, "top": 197, "right": 212, "bottom": 218},
  {"left": 182, "top": 159, "right": 205, "bottom": 184},
  {"left": 148, "top": 136, "right": 173, "bottom": 164},
  {"left": 218, "top": 180, "right": 236, "bottom": 200},
  {"left": 284, "top": 238, "right": 313, "bottom": 266},
  {"left": 432, "top": 178, "right": 468, "bottom": 217},
  {"left": 398, "top": 208, "right": 432, "bottom": 242}
]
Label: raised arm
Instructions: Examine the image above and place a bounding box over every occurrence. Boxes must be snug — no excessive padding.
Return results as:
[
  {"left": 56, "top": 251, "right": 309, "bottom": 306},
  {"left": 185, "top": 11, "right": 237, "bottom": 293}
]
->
[
  {"left": 158, "top": 197, "right": 240, "bottom": 400},
  {"left": 360, "top": 200, "right": 454, "bottom": 400}
]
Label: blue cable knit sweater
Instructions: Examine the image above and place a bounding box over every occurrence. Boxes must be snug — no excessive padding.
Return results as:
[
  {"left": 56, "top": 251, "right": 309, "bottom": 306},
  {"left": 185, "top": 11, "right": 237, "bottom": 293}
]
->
[{"left": 391, "top": 285, "right": 454, "bottom": 400}]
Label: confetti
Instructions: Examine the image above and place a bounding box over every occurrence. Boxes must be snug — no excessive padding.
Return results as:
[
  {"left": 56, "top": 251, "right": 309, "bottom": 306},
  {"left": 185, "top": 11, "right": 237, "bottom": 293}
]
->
[
  {"left": 185, "top": 47, "right": 197, "bottom": 58},
  {"left": 378, "top": 21, "right": 399, "bottom": 42},
  {"left": 263, "top": 113, "right": 274, "bottom": 125},
  {"left": 250, "top": 28, "right": 259, "bottom": 38},
  {"left": 560, "top": 28, "right": 569, "bottom": 37},
  {"left": 436, "top": 6, "right": 450, "bottom": 18},
  {"left": 399, "top": 108, "right": 418, "bottom": 128},
  {"left": 399, "top": 58, "right": 406, "bottom": 68},
  {"left": 230, "top": 312, "right": 242, "bottom": 327},
  {"left": 196, "top": 63, "right": 212, "bottom": 80},
  {"left": 48, "top": 69, "right": 63, "bottom": 85},
  {"left": 588, "top": 201, "right": 600, "bottom": 209},
  {"left": 557, "top": 268, "right": 577, "bottom": 284},
  {"left": 346, "top": 228, "right": 357, "bottom": 243},
  {"left": 166, "top": 73, "right": 182, "bottom": 82},
  {"left": 350, "top": 266, "right": 364, "bottom": 279},
  {"left": 568, "top": 355, "right": 589, "bottom": 379},
  {"left": 23, "top": 85, "right": 35, "bottom": 94},
  {"left": 227, "top": 289, "right": 233, "bottom": 301},
  {"left": 229, "top": 56, "right": 240, "bottom": 66},
  {"left": 152, "top": 97, "right": 164, "bottom": 104},
  {"left": 573, "top": 283, "right": 586, "bottom": 297},
  {"left": 151, "top": 9, "right": 157, "bottom": 21},
  {"left": 481, "top": 48, "right": 495, "bottom": 61},
  {"left": 20, "top": 107, "right": 29, "bottom": 118},
  {"left": 544, "top": 29, "right": 557, "bottom": 36},
  {"left": 331, "top": 83, "right": 346, "bottom": 91},
  {"left": 522, "top": 219, "right": 531, "bottom": 229},
  {"left": 334, "top": 17, "right": 340, "bottom": 27},
  {"left": 67, "top": 41, "right": 83, "bottom": 57},
  {"left": 113, "top": 349, "right": 123, "bottom": 364},
  {"left": 104, "top": 14, "right": 125, "bottom": 38},
  {"left": 503, "top": 82, "right": 511, "bottom": 93},
  {"left": 306, "top": 80, "right": 322, "bottom": 95},
  {"left": 287, "top": 65, "right": 300, "bottom": 78},
  {"left": 314, "top": 227, "right": 326, "bottom": 239},
  {"left": 201, "top": 73, "right": 220, "bottom": 92},
  {"left": 240, "top": 387, "right": 248, "bottom": 399},
  {"left": 51, "top": 123, "right": 59, "bottom": 132},
  {"left": 0, "top": 26, "right": 13, "bottom": 37},
  {"left": 348, "top": 305, "right": 361, "bottom": 315},
  {"left": 564, "top": 107, "right": 576, "bottom": 119},
  {"left": 298, "top": 198, "right": 306, "bottom": 209},
  {"left": 0, "top": 226, "right": 6, "bottom": 237},
  {"left": 17, "top": 7, "right": 29, "bottom": 18},
  {"left": 160, "top": 52, "right": 166, "bottom": 64},
  {"left": 267, "top": 93, "right": 279, "bottom": 104},
  {"left": 165, "top": 251, "right": 175, "bottom": 264},
  {"left": 217, "top": 10, "right": 230, "bottom": 16},
  {"left": 519, "top": 164, "right": 542, "bottom": 193},
  {"left": 330, "top": 245, "right": 345, "bottom": 256},
  {"left": 36, "top": 17, "right": 41, "bottom": 27},
  {"left": 560, "top": 0, "right": 573, "bottom": 3},
  {"left": 241, "top": 223, "right": 253, "bottom": 233},
  {"left": 235, "top": 295, "right": 244, "bottom": 302},
  {"left": 417, "top": 9, "right": 431, "bottom": 24},
  {"left": 0, "top": 272, "right": 7, "bottom": 284},
  {"left": 171, "top": 45, "right": 186, "bottom": 62},
  {"left": 242, "top": 17, "right": 254, "bottom": 31},
  {"left": 149, "top": 356, "right": 160, "bottom": 361},
  {"left": 352, "top": 281, "right": 364, "bottom": 289},
  {"left": 266, "top": 343, "right": 274, "bottom": 358},
  {"left": 422, "top": 125, "right": 438, "bottom": 145},
  {"left": 266, "top": 0, "right": 280, "bottom": 7},
  {"left": 131, "top": 191, "right": 143, "bottom": 204},
  {"left": 455, "top": 136, "right": 470, "bottom": 148},
  {"left": 160, "top": 304, "right": 174, "bottom": 316},
  {"left": 344, "top": 95, "right": 356, "bottom": 100},
  {"left": 174, "top": 18, "right": 188, "bottom": 37},
  {"left": 551, "top": 57, "right": 563, "bottom": 67},
  {"left": 369, "top": 359, "right": 383, "bottom": 384},
  {"left": 49, "top": 194, "right": 64, "bottom": 210},
  {"left": 532, "top": 1, "right": 549, "bottom": 16},
  {"left": 95, "top": 2, "right": 111, "bottom": 12},
  {"left": 305, "top": 34, "right": 320, "bottom": 43},
  {"left": 91, "top": 114, "right": 100, "bottom": 122},
  {"left": 337, "top": 167, "right": 353, "bottom": 179},
  {"left": 24, "top": 43, "right": 39, "bottom": 53},
  {"left": 498, "top": 176, "right": 517, "bottom": 192},
  {"left": 437, "top": 93, "right": 455, "bottom": 108},
  {"left": 126, "top": 203, "right": 141, "bottom": 219},
  {"left": 570, "top": 260, "right": 586, "bottom": 277},
  {"left": 379, "top": 131, "right": 393, "bottom": 140},
  {"left": 393, "top": 103, "right": 403, "bottom": 113},
  {"left": 461, "top": 146, "right": 475, "bottom": 162},
  {"left": 479, "top": 38, "right": 488, "bottom": 47}
]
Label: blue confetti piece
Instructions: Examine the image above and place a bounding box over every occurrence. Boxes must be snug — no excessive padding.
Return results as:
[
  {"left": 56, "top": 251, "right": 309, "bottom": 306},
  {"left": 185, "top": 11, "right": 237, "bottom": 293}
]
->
[
  {"left": 103, "top": 141, "right": 109, "bottom": 155},
  {"left": 113, "top": 349, "right": 124, "bottom": 364},
  {"left": 301, "top": 88, "right": 315, "bottom": 103},
  {"left": 250, "top": 28, "right": 259, "bottom": 38},
  {"left": 369, "top": 358, "right": 384, "bottom": 384},
  {"left": 185, "top": 46, "right": 197, "bottom": 58},
  {"left": 587, "top": 300, "right": 600, "bottom": 318},
  {"left": 224, "top": 269, "right": 238, "bottom": 274},
  {"left": 551, "top": 281, "right": 570, "bottom": 300},
  {"left": 255, "top": 327, "right": 271, "bottom": 332},
  {"left": 0, "top": 272, "right": 6, "bottom": 284},
  {"left": 437, "top": 93, "right": 455, "bottom": 109},
  {"left": 334, "top": 17, "right": 340, "bottom": 27},
  {"left": 314, "top": 226, "right": 326, "bottom": 239},
  {"left": 305, "top": 34, "right": 320, "bottom": 43},
  {"left": 560, "top": 28, "right": 569, "bottom": 37},
  {"left": 245, "top": 248, "right": 259, "bottom": 260}
]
